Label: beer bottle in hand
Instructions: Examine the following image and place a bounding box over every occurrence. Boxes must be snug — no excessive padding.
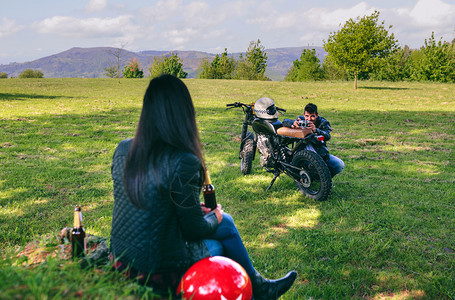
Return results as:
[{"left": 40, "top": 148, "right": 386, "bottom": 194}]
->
[
  {"left": 71, "top": 206, "right": 86, "bottom": 259},
  {"left": 203, "top": 168, "right": 217, "bottom": 210}
]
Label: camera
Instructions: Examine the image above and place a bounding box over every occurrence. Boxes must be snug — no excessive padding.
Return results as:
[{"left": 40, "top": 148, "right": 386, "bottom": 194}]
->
[{"left": 298, "top": 119, "right": 311, "bottom": 128}]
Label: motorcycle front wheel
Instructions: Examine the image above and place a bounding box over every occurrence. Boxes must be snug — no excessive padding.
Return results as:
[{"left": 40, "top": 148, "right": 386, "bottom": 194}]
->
[
  {"left": 240, "top": 136, "right": 254, "bottom": 175},
  {"left": 291, "top": 150, "right": 332, "bottom": 201}
]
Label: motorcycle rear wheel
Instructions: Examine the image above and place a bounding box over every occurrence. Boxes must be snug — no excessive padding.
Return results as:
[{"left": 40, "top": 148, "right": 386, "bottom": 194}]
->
[
  {"left": 240, "top": 137, "right": 254, "bottom": 175},
  {"left": 291, "top": 150, "right": 332, "bottom": 201}
]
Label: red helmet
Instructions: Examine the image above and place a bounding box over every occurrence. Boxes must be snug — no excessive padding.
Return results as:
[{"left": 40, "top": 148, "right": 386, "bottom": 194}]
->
[{"left": 177, "top": 256, "right": 252, "bottom": 300}]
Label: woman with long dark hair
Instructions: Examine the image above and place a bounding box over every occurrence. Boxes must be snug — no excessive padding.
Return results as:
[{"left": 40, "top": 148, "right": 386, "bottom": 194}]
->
[{"left": 110, "top": 74, "right": 296, "bottom": 299}]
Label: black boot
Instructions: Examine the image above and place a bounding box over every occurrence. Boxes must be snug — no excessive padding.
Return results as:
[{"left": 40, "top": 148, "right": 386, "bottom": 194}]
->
[{"left": 251, "top": 270, "right": 297, "bottom": 300}]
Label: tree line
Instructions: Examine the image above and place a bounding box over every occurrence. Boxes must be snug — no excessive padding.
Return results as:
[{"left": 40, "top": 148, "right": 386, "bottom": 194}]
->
[
  {"left": 2, "top": 11, "right": 453, "bottom": 88},
  {"left": 101, "top": 39, "right": 269, "bottom": 81},
  {"left": 288, "top": 11, "right": 455, "bottom": 89},
  {"left": 110, "top": 11, "right": 454, "bottom": 89},
  {"left": 0, "top": 69, "right": 44, "bottom": 79}
]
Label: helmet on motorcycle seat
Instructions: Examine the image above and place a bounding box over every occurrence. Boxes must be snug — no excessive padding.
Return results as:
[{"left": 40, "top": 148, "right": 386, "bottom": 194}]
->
[{"left": 254, "top": 97, "right": 278, "bottom": 120}]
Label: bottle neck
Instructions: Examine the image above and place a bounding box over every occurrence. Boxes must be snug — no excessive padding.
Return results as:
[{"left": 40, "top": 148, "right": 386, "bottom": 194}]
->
[
  {"left": 203, "top": 167, "right": 212, "bottom": 185},
  {"left": 73, "top": 210, "right": 83, "bottom": 228}
]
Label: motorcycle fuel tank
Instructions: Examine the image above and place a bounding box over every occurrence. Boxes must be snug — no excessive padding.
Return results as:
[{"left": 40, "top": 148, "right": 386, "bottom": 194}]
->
[{"left": 252, "top": 118, "right": 278, "bottom": 135}]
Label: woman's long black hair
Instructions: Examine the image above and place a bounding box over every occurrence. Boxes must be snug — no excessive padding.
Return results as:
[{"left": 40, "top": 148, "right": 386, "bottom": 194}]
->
[{"left": 123, "top": 74, "right": 205, "bottom": 208}]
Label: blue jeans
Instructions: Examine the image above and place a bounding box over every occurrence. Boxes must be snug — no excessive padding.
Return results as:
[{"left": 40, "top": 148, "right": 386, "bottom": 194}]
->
[
  {"left": 305, "top": 144, "right": 344, "bottom": 177},
  {"left": 203, "top": 213, "right": 255, "bottom": 278},
  {"left": 326, "top": 154, "right": 345, "bottom": 177}
]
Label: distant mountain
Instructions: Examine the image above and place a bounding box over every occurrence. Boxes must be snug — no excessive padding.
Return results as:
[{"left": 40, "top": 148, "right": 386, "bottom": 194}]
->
[{"left": 0, "top": 46, "right": 327, "bottom": 81}]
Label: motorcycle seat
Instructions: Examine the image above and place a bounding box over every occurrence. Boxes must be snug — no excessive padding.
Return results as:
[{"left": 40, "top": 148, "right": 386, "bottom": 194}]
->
[{"left": 276, "top": 127, "right": 312, "bottom": 139}]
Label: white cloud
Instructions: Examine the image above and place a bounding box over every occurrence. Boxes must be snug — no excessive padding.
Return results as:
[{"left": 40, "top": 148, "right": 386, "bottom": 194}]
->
[
  {"left": 185, "top": 1, "right": 231, "bottom": 27},
  {"left": 33, "top": 15, "right": 138, "bottom": 39},
  {"left": 5, "top": 0, "right": 454, "bottom": 63},
  {"left": 243, "top": 1, "right": 380, "bottom": 47},
  {"left": 383, "top": 0, "right": 455, "bottom": 46},
  {"left": 245, "top": 1, "right": 379, "bottom": 36},
  {"left": 166, "top": 28, "right": 198, "bottom": 45},
  {"left": 396, "top": 0, "right": 455, "bottom": 27},
  {"left": 139, "top": 0, "right": 184, "bottom": 23},
  {"left": 246, "top": 10, "right": 298, "bottom": 30},
  {"left": 0, "top": 17, "right": 26, "bottom": 38},
  {"left": 85, "top": 0, "right": 108, "bottom": 12},
  {"left": 274, "top": 12, "right": 299, "bottom": 29},
  {"left": 306, "top": 2, "right": 377, "bottom": 29},
  {"left": 136, "top": 0, "right": 247, "bottom": 49},
  {"left": 245, "top": 2, "right": 277, "bottom": 27},
  {"left": 139, "top": 0, "right": 243, "bottom": 27}
]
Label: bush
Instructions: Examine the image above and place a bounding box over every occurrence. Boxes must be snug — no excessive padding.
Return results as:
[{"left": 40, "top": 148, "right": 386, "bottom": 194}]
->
[
  {"left": 149, "top": 53, "right": 187, "bottom": 79},
  {"left": 285, "top": 49, "right": 324, "bottom": 81},
  {"left": 410, "top": 33, "right": 455, "bottom": 82},
  {"left": 0, "top": 72, "right": 8, "bottom": 79},
  {"left": 371, "top": 46, "right": 412, "bottom": 81},
  {"left": 235, "top": 40, "right": 269, "bottom": 81},
  {"left": 122, "top": 58, "right": 144, "bottom": 78},
  {"left": 198, "top": 49, "right": 235, "bottom": 79},
  {"left": 18, "top": 69, "right": 44, "bottom": 78}
]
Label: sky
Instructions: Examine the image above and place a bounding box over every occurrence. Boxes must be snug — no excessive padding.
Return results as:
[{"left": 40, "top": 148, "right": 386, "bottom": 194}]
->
[{"left": 1, "top": 0, "right": 454, "bottom": 65}]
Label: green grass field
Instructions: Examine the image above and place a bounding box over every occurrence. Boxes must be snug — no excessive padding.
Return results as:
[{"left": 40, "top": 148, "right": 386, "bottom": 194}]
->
[{"left": 1, "top": 78, "right": 454, "bottom": 299}]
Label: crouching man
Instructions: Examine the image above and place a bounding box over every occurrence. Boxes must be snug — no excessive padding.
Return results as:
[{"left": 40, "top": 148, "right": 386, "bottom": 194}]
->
[{"left": 282, "top": 103, "right": 344, "bottom": 177}]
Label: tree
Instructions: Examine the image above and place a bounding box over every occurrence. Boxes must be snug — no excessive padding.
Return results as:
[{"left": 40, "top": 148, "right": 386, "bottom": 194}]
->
[
  {"left": 197, "top": 48, "right": 235, "bottom": 79},
  {"left": 235, "top": 40, "right": 269, "bottom": 80},
  {"left": 148, "top": 53, "right": 187, "bottom": 79},
  {"left": 122, "top": 58, "right": 144, "bottom": 78},
  {"left": 197, "top": 58, "right": 214, "bottom": 79},
  {"left": 103, "top": 65, "right": 117, "bottom": 78},
  {"left": 371, "top": 45, "right": 413, "bottom": 81},
  {"left": 323, "top": 11, "right": 398, "bottom": 89},
  {"left": 411, "top": 33, "right": 455, "bottom": 82},
  {"left": 285, "top": 49, "right": 324, "bottom": 81},
  {"left": 0, "top": 72, "right": 7, "bottom": 79},
  {"left": 105, "top": 44, "right": 127, "bottom": 82},
  {"left": 246, "top": 39, "right": 267, "bottom": 77},
  {"left": 321, "top": 55, "right": 348, "bottom": 81},
  {"left": 18, "top": 69, "right": 44, "bottom": 78}
]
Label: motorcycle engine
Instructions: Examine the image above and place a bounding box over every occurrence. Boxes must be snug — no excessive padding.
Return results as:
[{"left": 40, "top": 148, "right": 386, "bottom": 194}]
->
[{"left": 256, "top": 134, "right": 275, "bottom": 168}]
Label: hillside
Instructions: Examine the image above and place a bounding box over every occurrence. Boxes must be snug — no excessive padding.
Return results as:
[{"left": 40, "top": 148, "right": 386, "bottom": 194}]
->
[{"left": 0, "top": 46, "right": 327, "bottom": 81}]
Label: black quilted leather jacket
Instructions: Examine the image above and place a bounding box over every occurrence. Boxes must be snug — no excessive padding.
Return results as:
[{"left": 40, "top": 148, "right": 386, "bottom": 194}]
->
[{"left": 110, "top": 139, "right": 219, "bottom": 274}]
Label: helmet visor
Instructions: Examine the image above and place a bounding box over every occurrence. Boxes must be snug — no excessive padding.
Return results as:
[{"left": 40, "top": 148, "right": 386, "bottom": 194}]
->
[{"left": 266, "top": 105, "right": 276, "bottom": 116}]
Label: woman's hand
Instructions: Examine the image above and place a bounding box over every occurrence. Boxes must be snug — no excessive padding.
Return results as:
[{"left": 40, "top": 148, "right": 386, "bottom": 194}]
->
[
  {"left": 213, "top": 204, "right": 224, "bottom": 224},
  {"left": 201, "top": 203, "right": 223, "bottom": 223},
  {"left": 201, "top": 202, "right": 211, "bottom": 215}
]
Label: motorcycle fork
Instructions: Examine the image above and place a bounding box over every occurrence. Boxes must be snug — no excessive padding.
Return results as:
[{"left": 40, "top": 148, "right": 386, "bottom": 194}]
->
[
  {"left": 239, "top": 110, "right": 256, "bottom": 159},
  {"left": 238, "top": 114, "right": 250, "bottom": 159}
]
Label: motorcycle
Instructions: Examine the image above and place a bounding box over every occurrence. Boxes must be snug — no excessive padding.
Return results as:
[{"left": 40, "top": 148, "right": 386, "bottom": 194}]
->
[{"left": 226, "top": 102, "right": 332, "bottom": 201}]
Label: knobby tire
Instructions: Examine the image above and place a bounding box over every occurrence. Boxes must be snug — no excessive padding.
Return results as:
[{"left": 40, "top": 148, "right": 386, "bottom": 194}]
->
[
  {"left": 291, "top": 150, "right": 332, "bottom": 201},
  {"left": 240, "top": 138, "right": 254, "bottom": 175}
]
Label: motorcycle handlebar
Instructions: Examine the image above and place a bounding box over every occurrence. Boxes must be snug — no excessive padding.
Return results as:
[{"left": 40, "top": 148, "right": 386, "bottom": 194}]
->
[
  {"left": 226, "top": 102, "right": 250, "bottom": 109},
  {"left": 227, "top": 102, "right": 286, "bottom": 114}
]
